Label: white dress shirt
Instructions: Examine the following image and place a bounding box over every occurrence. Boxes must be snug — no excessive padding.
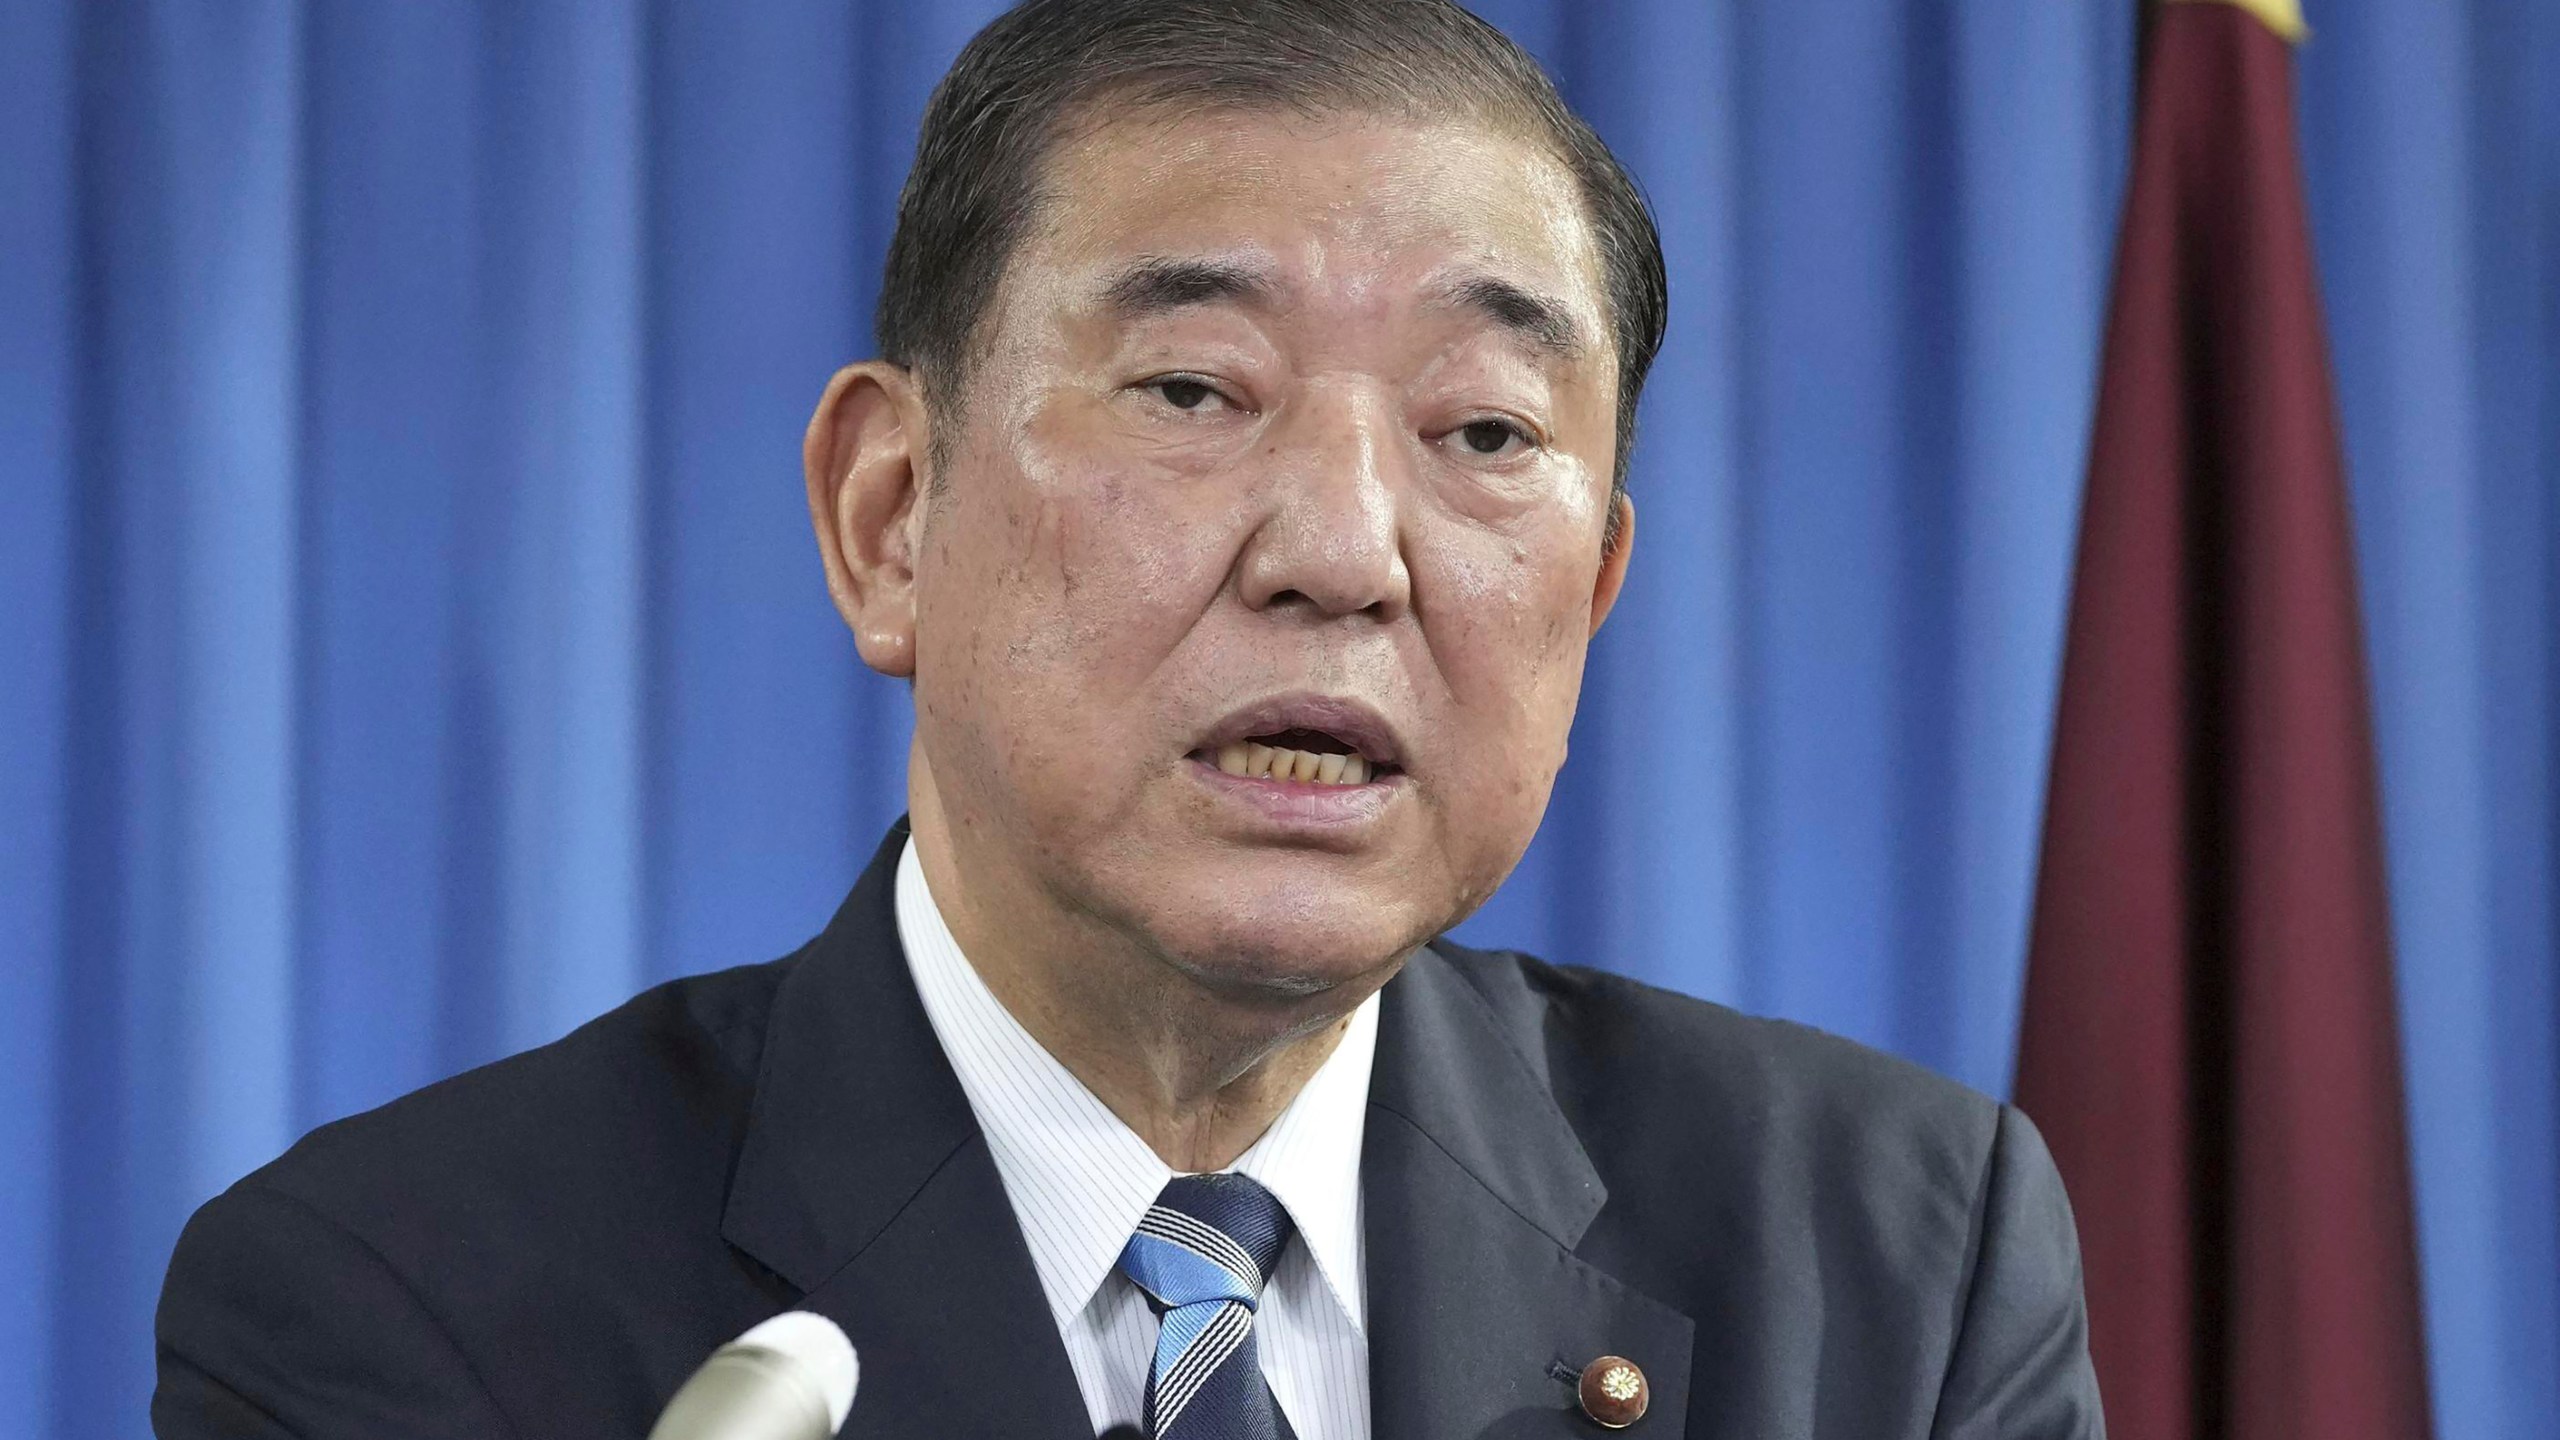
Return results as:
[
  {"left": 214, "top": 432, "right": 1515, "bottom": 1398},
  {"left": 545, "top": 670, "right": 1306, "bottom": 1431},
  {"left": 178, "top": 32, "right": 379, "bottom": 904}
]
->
[{"left": 895, "top": 838, "right": 1375, "bottom": 1440}]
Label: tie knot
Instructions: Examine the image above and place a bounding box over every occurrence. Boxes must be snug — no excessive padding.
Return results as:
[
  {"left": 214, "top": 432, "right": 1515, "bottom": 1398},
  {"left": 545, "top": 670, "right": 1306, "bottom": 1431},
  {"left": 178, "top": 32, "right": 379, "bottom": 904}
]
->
[{"left": 1117, "top": 1172, "right": 1296, "bottom": 1312}]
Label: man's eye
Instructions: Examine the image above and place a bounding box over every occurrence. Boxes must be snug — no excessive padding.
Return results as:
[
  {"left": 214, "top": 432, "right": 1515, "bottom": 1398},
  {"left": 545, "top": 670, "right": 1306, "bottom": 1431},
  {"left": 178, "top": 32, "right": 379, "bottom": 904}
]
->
[
  {"left": 1149, "top": 377, "right": 1218, "bottom": 411},
  {"left": 1456, "top": 419, "right": 1528, "bottom": 456}
]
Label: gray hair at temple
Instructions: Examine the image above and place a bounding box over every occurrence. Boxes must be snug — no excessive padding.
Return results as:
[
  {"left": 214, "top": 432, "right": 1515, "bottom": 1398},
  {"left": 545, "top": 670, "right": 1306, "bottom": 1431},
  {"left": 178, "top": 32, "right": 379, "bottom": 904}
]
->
[{"left": 873, "top": 0, "right": 1669, "bottom": 529}]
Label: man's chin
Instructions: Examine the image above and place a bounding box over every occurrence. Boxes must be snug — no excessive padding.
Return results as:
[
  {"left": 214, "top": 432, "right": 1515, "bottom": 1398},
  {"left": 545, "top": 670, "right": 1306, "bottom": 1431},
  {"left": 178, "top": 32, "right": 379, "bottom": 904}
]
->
[{"left": 1123, "top": 891, "right": 1438, "bottom": 1005}]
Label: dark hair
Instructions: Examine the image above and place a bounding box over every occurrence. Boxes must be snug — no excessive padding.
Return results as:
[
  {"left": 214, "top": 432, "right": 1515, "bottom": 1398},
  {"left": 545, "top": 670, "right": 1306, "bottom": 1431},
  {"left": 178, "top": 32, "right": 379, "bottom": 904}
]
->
[{"left": 874, "top": 0, "right": 1668, "bottom": 519}]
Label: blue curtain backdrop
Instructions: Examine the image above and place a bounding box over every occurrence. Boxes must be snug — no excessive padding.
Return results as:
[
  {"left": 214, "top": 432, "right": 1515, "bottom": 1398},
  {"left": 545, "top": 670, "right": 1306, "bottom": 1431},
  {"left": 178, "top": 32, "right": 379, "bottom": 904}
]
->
[{"left": 1, "top": 3, "right": 2551, "bottom": 1437}]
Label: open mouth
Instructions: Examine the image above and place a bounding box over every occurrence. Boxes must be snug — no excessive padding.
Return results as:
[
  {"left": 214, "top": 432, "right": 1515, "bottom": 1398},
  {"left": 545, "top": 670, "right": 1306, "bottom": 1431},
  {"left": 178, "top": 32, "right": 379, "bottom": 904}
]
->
[{"left": 1204, "top": 727, "right": 1399, "bottom": 787}]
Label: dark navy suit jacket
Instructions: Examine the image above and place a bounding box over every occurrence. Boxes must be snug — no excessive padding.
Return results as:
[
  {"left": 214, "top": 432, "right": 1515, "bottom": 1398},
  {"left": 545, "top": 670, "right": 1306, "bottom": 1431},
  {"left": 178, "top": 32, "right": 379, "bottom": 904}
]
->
[{"left": 155, "top": 823, "right": 2104, "bottom": 1438}]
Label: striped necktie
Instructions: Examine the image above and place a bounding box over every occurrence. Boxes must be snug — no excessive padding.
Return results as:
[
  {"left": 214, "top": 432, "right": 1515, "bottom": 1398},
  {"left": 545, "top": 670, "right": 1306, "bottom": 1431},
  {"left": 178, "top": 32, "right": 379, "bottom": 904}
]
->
[{"left": 1115, "top": 1172, "right": 1298, "bottom": 1440}]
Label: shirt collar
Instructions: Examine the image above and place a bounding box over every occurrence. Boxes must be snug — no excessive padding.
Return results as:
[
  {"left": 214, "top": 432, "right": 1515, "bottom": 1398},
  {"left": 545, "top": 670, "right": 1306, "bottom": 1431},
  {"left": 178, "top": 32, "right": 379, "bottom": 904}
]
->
[{"left": 894, "top": 837, "right": 1374, "bottom": 1333}]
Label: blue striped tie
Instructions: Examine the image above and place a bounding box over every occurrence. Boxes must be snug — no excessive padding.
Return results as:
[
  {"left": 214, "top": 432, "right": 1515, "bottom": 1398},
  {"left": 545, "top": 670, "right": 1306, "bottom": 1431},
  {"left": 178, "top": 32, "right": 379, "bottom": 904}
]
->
[{"left": 1116, "top": 1173, "right": 1298, "bottom": 1440}]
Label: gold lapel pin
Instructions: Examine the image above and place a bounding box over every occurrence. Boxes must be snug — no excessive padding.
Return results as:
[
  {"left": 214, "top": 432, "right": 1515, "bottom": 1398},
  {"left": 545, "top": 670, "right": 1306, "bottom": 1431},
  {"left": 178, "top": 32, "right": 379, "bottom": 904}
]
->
[{"left": 1577, "top": 1354, "right": 1649, "bottom": 1429}]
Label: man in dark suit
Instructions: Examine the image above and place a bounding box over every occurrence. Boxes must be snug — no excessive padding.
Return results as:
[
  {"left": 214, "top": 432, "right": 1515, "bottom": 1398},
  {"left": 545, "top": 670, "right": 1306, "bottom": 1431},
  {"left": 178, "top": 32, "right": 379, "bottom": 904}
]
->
[{"left": 156, "top": 2, "right": 2103, "bottom": 1436}]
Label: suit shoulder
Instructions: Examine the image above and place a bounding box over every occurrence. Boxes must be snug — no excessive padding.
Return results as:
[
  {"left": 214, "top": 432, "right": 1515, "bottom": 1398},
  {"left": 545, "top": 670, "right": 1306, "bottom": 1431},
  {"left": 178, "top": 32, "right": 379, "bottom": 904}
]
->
[
  {"left": 243, "top": 950, "right": 798, "bottom": 1243},
  {"left": 1427, "top": 939, "right": 2002, "bottom": 1180}
]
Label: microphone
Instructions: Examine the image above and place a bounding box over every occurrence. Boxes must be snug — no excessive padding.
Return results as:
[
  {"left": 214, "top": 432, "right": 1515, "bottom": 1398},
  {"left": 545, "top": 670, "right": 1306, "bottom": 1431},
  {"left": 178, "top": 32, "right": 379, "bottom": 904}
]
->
[
  {"left": 1098, "top": 1428, "right": 1145, "bottom": 1440},
  {"left": 648, "top": 1311, "right": 859, "bottom": 1440}
]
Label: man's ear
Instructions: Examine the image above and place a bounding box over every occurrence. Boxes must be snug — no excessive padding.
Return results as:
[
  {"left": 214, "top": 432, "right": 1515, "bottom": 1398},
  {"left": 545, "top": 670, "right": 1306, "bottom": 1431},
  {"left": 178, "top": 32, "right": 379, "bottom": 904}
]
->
[
  {"left": 1589, "top": 491, "right": 1635, "bottom": 636},
  {"left": 805, "top": 361, "right": 932, "bottom": 677}
]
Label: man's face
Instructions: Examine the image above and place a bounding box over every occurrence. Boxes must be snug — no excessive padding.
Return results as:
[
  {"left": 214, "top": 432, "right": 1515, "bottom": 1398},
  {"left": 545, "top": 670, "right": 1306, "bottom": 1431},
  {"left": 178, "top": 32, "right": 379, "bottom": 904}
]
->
[{"left": 908, "top": 108, "right": 1628, "bottom": 993}]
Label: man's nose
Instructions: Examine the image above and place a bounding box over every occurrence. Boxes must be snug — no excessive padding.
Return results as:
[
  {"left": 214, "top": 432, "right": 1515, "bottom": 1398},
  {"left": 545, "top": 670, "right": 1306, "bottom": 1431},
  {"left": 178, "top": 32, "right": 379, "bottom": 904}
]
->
[{"left": 1234, "top": 388, "right": 1413, "bottom": 622}]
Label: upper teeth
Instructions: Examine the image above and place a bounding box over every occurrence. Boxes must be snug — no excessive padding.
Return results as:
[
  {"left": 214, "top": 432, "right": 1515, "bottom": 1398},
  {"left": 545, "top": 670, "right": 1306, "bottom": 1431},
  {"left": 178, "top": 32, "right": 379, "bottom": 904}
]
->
[{"left": 1217, "top": 742, "right": 1372, "bottom": 785}]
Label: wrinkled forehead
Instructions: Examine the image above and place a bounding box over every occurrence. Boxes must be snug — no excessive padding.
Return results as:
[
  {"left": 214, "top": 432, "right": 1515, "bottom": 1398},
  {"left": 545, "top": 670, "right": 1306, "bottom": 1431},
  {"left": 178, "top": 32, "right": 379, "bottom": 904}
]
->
[{"left": 1002, "top": 106, "right": 1614, "bottom": 348}]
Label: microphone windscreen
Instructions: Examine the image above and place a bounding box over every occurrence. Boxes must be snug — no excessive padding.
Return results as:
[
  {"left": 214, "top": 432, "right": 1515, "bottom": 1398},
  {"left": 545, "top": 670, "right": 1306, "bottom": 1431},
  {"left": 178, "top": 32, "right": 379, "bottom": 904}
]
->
[
  {"left": 1098, "top": 1428, "right": 1146, "bottom": 1440},
  {"left": 648, "top": 1311, "right": 859, "bottom": 1440},
  {"left": 734, "top": 1312, "right": 859, "bottom": 1429}
]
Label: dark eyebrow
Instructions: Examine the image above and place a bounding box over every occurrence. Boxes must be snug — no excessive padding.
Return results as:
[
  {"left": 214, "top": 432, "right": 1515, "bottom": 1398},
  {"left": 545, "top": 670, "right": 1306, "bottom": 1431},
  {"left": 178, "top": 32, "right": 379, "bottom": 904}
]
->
[
  {"left": 1098, "top": 257, "right": 1275, "bottom": 319},
  {"left": 1441, "top": 273, "right": 1588, "bottom": 359}
]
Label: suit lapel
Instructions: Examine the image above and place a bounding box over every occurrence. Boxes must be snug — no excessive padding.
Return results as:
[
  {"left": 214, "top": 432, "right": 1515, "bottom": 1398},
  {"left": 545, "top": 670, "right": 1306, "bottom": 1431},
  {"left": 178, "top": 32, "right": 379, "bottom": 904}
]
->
[
  {"left": 1365, "top": 950, "right": 1694, "bottom": 1440},
  {"left": 720, "top": 822, "right": 1091, "bottom": 1440}
]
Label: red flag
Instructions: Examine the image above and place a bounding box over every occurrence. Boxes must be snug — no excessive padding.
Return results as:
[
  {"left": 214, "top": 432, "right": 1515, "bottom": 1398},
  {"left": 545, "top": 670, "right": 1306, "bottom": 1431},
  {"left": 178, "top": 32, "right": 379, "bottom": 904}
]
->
[{"left": 2013, "top": 4, "right": 2434, "bottom": 1439}]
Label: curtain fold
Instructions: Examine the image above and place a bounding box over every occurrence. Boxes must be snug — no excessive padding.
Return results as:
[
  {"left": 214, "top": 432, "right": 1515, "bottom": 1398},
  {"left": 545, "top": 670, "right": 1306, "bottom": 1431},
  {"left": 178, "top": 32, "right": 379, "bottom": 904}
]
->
[
  {"left": 2296, "top": 3, "right": 2560, "bottom": 1433},
  {"left": 1, "top": 3, "right": 2548, "bottom": 1437}
]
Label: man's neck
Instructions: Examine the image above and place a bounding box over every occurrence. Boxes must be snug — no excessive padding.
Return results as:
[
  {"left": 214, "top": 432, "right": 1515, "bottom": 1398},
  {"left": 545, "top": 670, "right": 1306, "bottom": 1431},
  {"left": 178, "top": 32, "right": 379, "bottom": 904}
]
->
[{"left": 907, "top": 794, "right": 1378, "bottom": 1173}]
